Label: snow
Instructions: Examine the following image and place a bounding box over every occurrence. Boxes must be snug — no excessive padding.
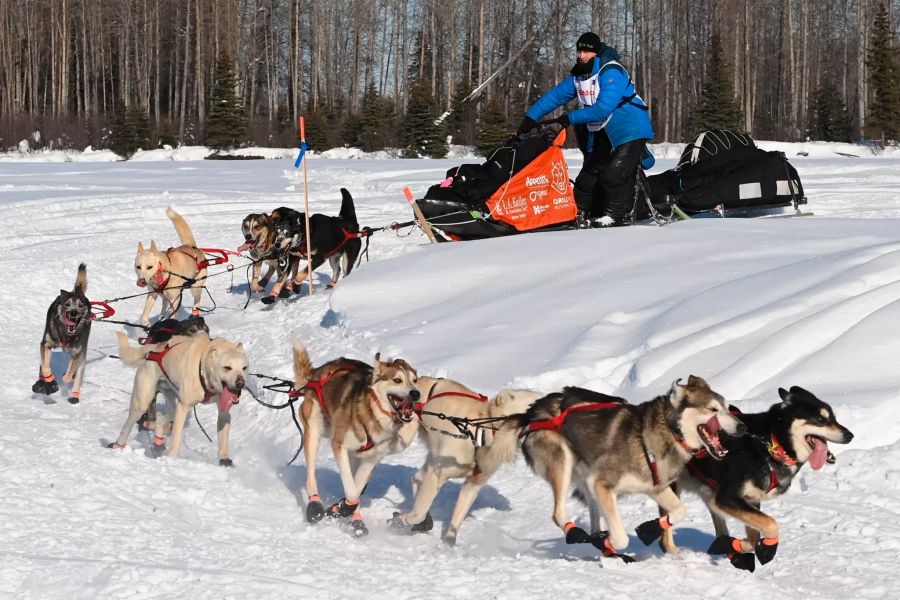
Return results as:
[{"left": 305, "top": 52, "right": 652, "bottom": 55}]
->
[{"left": 2, "top": 144, "right": 900, "bottom": 599}]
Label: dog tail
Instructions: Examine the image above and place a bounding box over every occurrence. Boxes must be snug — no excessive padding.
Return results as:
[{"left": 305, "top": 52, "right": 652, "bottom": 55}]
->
[
  {"left": 73, "top": 263, "right": 88, "bottom": 294},
  {"left": 166, "top": 207, "right": 198, "bottom": 248},
  {"left": 338, "top": 188, "right": 358, "bottom": 229},
  {"left": 476, "top": 412, "right": 530, "bottom": 475},
  {"left": 292, "top": 340, "right": 313, "bottom": 388},
  {"left": 116, "top": 331, "right": 152, "bottom": 367}
]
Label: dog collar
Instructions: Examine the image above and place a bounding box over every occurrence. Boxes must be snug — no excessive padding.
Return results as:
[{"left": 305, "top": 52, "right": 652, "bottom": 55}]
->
[{"left": 766, "top": 434, "right": 798, "bottom": 466}]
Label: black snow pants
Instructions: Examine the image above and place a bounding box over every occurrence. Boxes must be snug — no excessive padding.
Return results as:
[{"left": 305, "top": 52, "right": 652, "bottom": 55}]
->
[{"left": 573, "top": 127, "right": 648, "bottom": 222}]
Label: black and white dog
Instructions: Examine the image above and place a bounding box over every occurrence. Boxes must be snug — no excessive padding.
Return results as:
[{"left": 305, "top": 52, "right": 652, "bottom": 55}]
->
[
  {"left": 659, "top": 386, "right": 854, "bottom": 572},
  {"left": 33, "top": 263, "right": 92, "bottom": 404},
  {"left": 262, "top": 188, "right": 361, "bottom": 303}
]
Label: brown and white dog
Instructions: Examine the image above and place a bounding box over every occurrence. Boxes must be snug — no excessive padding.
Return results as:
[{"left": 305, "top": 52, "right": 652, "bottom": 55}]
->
[
  {"left": 134, "top": 207, "right": 207, "bottom": 326},
  {"left": 292, "top": 341, "right": 420, "bottom": 537},
  {"left": 388, "top": 376, "right": 542, "bottom": 544},
  {"left": 239, "top": 212, "right": 285, "bottom": 294},
  {"left": 110, "top": 331, "right": 248, "bottom": 466}
]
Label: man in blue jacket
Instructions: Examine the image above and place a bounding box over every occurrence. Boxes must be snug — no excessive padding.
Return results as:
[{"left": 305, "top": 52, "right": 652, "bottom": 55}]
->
[{"left": 518, "top": 32, "right": 654, "bottom": 227}]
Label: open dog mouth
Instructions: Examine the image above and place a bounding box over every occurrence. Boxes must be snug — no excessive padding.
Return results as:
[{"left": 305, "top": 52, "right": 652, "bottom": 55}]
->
[
  {"left": 63, "top": 312, "right": 83, "bottom": 334},
  {"left": 136, "top": 277, "right": 147, "bottom": 287},
  {"left": 697, "top": 415, "right": 728, "bottom": 460},
  {"left": 806, "top": 435, "right": 829, "bottom": 471},
  {"left": 237, "top": 239, "right": 258, "bottom": 253},
  {"left": 388, "top": 393, "right": 415, "bottom": 423}
]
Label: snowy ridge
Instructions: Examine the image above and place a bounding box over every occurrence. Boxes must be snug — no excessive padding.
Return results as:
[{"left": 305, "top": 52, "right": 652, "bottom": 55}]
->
[{"left": 2, "top": 155, "right": 899, "bottom": 598}]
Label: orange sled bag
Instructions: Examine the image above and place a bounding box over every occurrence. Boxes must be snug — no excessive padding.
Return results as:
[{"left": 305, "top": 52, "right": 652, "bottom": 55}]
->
[{"left": 484, "top": 128, "right": 577, "bottom": 231}]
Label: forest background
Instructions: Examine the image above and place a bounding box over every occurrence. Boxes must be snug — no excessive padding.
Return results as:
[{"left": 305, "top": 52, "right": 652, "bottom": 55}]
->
[{"left": 2, "top": 0, "right": 900, "bottom": 158}]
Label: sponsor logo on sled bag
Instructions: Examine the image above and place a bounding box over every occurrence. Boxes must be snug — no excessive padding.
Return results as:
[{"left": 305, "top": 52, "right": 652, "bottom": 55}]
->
[{"left": 486, "top": 129, "right": 577, "bottom": 231}]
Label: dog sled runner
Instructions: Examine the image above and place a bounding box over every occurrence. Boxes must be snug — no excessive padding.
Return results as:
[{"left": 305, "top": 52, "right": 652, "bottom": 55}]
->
[
  {"left": 415, "top": 127, "right": 808, "bottom": 241},
  {"left": 416, "top": 124, "right": 578, "bottom": 241}
]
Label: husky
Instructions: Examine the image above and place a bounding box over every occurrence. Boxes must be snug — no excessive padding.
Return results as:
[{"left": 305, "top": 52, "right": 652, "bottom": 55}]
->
[
  {"left": 134, "top": 207, "right": 207, "bottom": 326},
  {"left": 238, "top": 212, "right": 280, "bottom": 294},
  {"left": 109, "top": 330, "right": 248, "bottom": 466},
  {"left": 386, "top": 376, "right": 542, "bottom": 544},
  {"left": 32, "top": 263, "right": 92, "bottom": 404},
  {"left": 292, "top": 341, "right": 420, "bottom": 537},
  {"left": 490, "top": 376, "right": 745, "bottom": 562},
  {"left": 263, "top": 188, "right": 361, "bottom": 303},
  {"left": 659, "top": 386, "right": 854, "bottom": 572}
]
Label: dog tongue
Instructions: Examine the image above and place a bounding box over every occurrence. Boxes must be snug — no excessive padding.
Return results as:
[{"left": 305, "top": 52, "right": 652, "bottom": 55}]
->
[
  {"left": 237, "top": 241, "right": 255, "bottom": 252},
  {"left": 218, "top": 386, "right": 239, "bottom": 413},
  {"left": 706, "top": 414, "right": 721, "bottom": 434},
  {"left": 809, "top": 437, "right": 828, "bottom": 471}
]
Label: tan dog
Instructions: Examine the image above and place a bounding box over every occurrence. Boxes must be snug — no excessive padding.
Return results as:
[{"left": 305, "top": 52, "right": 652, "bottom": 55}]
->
[
  {"left": 109, "top": 331, "right": 248, "bottom": 466},
  {"left": 388, "top": 376, "right": 542, "bottom": 544},
  {"left": 293, "top": 341, "right": 420, "bottom": 537},
  {"left": 239, "top": 212, "right": 282, "bottom": 293},
  {"left": 134, "top": 207, "right": 207, "bottom": 326}
]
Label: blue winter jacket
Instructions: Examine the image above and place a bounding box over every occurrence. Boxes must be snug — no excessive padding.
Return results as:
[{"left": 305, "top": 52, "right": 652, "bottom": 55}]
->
[{"left": 525, "top": 45, "right": 654, "bottom": 161}]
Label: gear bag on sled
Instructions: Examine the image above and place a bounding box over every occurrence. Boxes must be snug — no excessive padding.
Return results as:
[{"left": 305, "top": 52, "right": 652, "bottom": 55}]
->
[
  {"left": 416, "top": 124, "right": 578, "bottom": 240},
  {"left": 645, "top": 129, "right": 806, "bottom": 217}
]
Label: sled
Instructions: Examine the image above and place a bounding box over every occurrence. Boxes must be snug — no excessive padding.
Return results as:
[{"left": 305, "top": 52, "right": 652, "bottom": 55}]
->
[{"left": 416, "top": 124, "right": 578, "bottom": 241}]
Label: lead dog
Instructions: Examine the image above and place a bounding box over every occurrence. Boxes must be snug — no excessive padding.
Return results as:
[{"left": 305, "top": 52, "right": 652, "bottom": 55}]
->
[
  {"left": 109, "top": 330, "right": 248, "bottom": 466},
  {"left": 33, "top": 263, "right": 92, "bottom": 404},
  {"left": 491, "top": 376, "right": 744, "bottom": 562},
  {"left": 134, "top": 207, "right": 207, "bottom": 326},
  {"left": 239, "top": 212, "right": 280, "bottom": 294},
  {"left": 264, "top": 188, "right": 361, "bottom": 303},
  {"left": 388, "top": 376, "right": 542, "bottom": 544},
  {"left": 292, "top": 341, "right": 420, "bottom": 537},
  {"left": 659, "top": 386, "right": 854, "bottom": 571}
]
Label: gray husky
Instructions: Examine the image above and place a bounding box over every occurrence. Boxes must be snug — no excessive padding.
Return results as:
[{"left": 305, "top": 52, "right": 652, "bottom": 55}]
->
[
  {"left": 33, "top": 263, "right": 92, "bottom": 404},
  {"left": 492, "top": 376, "right": 745, "bottom": 562}
]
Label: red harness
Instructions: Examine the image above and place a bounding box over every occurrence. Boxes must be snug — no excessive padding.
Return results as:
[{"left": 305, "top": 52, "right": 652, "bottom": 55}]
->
[
  {"left": 295, "top": 228, "right": 367, "bottom": 259},
  {"left": 413, "top": 384, "right": 489, "bottom": 413},
  {"left": 144, "top": 342, "right": 183, "bottom": 385},
  {"left": 290, "top": 365, "right": 361, "bottom": 418},
  {"left": 520, "top": 401, "right": 624, "bottom": 437}
]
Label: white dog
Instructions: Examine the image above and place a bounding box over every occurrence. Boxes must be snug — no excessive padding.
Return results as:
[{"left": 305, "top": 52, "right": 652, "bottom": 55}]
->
[
  {"left": 389, "top": 376, "right": 542, "bottom": 544},
  {"left": 109, "top": 331, "right": 248, "bottom": 466}
]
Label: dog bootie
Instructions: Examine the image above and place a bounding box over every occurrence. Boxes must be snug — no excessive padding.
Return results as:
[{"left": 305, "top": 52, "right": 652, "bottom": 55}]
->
[
  {"left": 219, "top": 458, "right": 234, "bottom": 467},
  {"left": 592, "top": 531, "right": 636, "bottom": 564},
  {"left": 67, "top": 391, "right": 80, "bottom": 405},
  {"left": 387, "top": 511, "right": 433, "bottom": 535},
  {"left": 708, "top": 535, "right": 756, "bottom": 571},
  {"left": 349, "top": 515, "right": 369, "bottom": 538},
  {"left": 260, "top": 294, "right": 278, "bottom": 305},
  {"left": 635, "top": 516, "right": 672, "bottom": 545},
  {"left": 564, "top": 522, "right": 593, "bottom": 545},
  {"left": 755, "top": 536, "right": 778, "bottom": 565},
  {"left": 32, "top": 375, "right": 59, "bottom": 395},
  {"left": 306, "top": 496, "right": 326, "bottom": 523},
  {"left": 328, "top": 498, "right": 359, "bottom": 519}
]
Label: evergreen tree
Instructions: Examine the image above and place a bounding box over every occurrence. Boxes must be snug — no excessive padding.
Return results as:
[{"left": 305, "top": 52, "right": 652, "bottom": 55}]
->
[
  {"left": 475, "top": 98, "right": 510, "bottom": 157},
  {"left": 808, "top": 84, "right": 853, "bottom": 142},
  {"left": 357, "top": 82, "right": 396, "bottom": 152},
  {"left": 302, "top": 107, "right": 330, "bottom": 152},
  {"left": 866, "top": 3, "right": 900, "bottom": 143},
  {"left": 446, "top": 81, "right": 477, "bottom": 146},
  {"left": 401, "top": 79, "right": 447, "bottom": 158},
  {"left": 692, "top": 32, "right": 744, "bottom": 132},
  {"left": 205, "top": 51, "right": 247, "bottom": 151},
  {"left": 108, "top": 105, "right": 135, "bottom": 159}
]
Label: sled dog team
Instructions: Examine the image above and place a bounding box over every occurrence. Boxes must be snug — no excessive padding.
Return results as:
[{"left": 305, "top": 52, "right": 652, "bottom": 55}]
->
[{"left": 34, "top": 200, "right": 854, "bottom": 572}]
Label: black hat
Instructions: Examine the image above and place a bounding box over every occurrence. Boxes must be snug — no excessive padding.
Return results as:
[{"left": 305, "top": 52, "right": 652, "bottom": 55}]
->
[{"left": 576, "top": 32, "right": 603, "bottom": 53}]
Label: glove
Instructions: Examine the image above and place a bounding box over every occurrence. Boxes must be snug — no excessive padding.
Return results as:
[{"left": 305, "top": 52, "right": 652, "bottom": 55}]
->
[
  {"left": 517, "top": 117, "right": 537, "bottom": 134},
  {"left": 594, "top": 215, "right": 617, "bottom": 228},
  {"left": 553, "top": 113, "right": 570, "bottom": 127}
]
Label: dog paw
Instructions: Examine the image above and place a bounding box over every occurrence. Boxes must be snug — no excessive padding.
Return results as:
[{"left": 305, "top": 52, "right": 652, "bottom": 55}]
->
[
  {"left": 32, "top": 378, "right": 59, "bottom": 395},
  {"left": 565, "top": 525, "right": 593, "bottom": 545},
  {"left": 387, "top": 511, "right": 433, "bottom": 535},
  {"left": 260, "top": 295, "right": 277, "bottom": 305},
  {"left": 328, "top": 498, "right": 359, "bottom": 519},
  {"left": 635, "top": 516, "right": 668, "bottom": 545},
  {"left": 349, "top": 519, "right": 369, "bottom": 538},
  {"left": 306, "top": 500, "right": 326, "bottom": 524},
  {"left": 754, "top": 537, "right": 778, "bottom": 565},
  {"left": 278, "top": 286, "right": 292, "bottom": 299},
  {"left": 67, "top": 395, "right": 80, "bottom": 405},
  {"left": 219, "top": 458, "right": 234, "bottom": 467},
  {"left": 708, "top": 535, "right": 744, "bottom": 555},
  {"left": 729, "top": 552, "right": 757, "bottom": 572},
  {"left": 106, "top": 442, "right": 125, "bottom": 449}
]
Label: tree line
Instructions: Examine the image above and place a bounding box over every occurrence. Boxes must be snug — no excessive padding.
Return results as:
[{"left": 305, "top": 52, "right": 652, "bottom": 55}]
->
[{"left": 1, "top": 0, "right": 899, "bottom": 157}]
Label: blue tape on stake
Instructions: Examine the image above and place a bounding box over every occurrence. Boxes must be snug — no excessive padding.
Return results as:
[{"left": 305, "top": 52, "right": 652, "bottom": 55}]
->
[{"left": 294, "top": 142, "right": 308, "bottom": 168}]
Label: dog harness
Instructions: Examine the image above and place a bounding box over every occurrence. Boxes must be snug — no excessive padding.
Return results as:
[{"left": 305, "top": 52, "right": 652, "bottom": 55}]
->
[
  {"left": 766, "top": 434, "right": 798, "bottom": 466},
  {"left": 413, "top": 380, "right": 488, "bottom": 413},
  {"left": 290, "top": 365, "right": 377, "bottom": 452},
  {"left": 293, "top": 228, "right": 367, "bottom": 260},
  {"left": 144, "top": 342, "right": 183, "bottom": 385}
]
